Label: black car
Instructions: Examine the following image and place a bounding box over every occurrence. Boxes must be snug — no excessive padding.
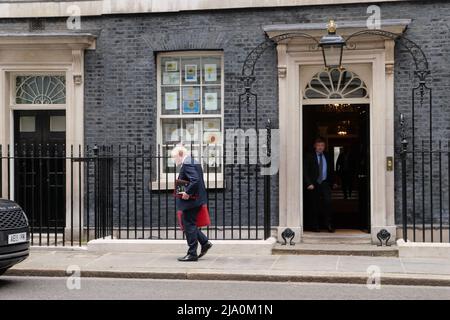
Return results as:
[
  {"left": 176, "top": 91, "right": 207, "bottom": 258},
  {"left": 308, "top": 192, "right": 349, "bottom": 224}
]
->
[{"left": 0, "top": 199, "right": 30, "bottom": 275}]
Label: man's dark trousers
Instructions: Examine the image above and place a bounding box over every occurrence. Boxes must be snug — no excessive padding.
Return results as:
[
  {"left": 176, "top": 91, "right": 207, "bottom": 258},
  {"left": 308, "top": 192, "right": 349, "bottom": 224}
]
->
[
  {"left": 311, "top": 181, "right": 332, "bottom": 229},
  {"left": 182, "top": 206, "right": 208, "bottom": 256}
]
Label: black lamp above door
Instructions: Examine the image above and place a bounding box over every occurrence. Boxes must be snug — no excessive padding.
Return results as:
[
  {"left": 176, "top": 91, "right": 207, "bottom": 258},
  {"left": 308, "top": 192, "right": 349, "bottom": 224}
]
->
[{"left": 319, "top": 20, "right": 346, "bottom": 69}]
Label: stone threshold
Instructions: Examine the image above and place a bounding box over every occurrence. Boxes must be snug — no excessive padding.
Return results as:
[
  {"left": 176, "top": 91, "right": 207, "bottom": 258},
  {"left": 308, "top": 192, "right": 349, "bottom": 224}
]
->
[{"left": 272, "top": 243, "right": 399, "bottom": 257}]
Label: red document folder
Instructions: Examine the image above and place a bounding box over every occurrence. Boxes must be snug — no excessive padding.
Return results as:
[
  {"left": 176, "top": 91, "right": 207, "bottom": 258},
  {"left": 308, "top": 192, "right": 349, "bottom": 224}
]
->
[{"left": 177, "top": 205, "right": 211, "bottom": 231}]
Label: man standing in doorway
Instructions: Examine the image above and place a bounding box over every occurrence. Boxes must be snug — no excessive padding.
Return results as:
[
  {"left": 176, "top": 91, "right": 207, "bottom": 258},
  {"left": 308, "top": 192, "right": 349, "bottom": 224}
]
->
[{"left": 304, "top": 137, "right": 336, "bottom": 233}]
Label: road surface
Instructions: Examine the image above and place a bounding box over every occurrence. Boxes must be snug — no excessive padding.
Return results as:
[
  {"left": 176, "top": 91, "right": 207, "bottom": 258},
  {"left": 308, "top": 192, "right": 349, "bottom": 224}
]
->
[{"left": 1, "top": 276, "right": 450, "bottom": 300}]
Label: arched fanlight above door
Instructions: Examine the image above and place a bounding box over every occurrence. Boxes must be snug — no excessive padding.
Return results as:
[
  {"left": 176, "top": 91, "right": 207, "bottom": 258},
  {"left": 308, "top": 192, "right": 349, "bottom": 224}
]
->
[
  {"left": 15, "top": 75, "right": 66, "bottom": 105},
  {"left": 303, "top": 68, "right": 369, "bottom": 100}
]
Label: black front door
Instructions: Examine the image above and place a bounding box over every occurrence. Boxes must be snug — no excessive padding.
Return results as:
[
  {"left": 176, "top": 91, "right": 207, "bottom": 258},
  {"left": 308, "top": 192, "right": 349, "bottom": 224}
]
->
[
  {"left": 302, "top": 104, "right": 370, "bottom": 232},
  {"left": 14, "top": 110, "right": 66, "bottom": 231}
]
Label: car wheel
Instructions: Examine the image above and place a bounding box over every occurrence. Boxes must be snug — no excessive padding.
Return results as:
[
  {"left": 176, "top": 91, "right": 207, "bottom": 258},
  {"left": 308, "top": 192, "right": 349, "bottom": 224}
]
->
[{"left": 0, "top": 268, "right": 9, "bottom": 276}]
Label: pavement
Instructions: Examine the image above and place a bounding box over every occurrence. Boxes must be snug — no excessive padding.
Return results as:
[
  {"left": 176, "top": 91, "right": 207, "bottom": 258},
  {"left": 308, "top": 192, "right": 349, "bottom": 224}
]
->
[
  {"left": 5, "top": 247, "right": 450, "bottom": 287},
  {"left": 2, "top": 276, "right": 450, "bottom": 300}
]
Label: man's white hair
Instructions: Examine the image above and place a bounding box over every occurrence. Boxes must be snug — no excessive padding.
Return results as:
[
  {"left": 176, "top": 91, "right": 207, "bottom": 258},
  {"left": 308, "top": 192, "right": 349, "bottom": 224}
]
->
[{"left": 171, "top": 144, "right": 188, "bottom": 159}]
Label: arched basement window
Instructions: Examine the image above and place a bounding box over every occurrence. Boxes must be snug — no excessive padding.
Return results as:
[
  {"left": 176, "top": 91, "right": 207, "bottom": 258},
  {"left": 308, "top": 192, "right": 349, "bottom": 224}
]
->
[
  {"left": 303, "top": 68, "right": 369, "bottom": 100},
  {"left": 15, "top": 75, "right": 66, "bottom": 105}
]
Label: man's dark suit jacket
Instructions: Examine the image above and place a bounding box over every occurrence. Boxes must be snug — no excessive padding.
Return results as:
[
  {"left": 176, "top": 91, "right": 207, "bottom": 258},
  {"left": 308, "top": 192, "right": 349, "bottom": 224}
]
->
[
  {"left": 303, "top": 152, "right": 335, "bottom": 187},
  {"left": 176, "top": 156, "right": 207, "bottom": 211}
]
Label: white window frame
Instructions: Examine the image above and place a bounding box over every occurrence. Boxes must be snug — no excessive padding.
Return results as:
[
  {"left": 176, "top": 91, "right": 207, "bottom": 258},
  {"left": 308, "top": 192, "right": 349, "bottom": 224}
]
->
[{"left": 155, "top": 51, "right": 225, "bottom": 188}]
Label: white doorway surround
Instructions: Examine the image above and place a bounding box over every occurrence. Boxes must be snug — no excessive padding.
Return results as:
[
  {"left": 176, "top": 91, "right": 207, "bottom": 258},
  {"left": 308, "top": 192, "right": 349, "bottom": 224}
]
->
[
  {"left": 0, "top": 32, "right": 96, "bottom": 238},
  {"left": 264, "top": 20, "right": 410, "bottom": 244}
]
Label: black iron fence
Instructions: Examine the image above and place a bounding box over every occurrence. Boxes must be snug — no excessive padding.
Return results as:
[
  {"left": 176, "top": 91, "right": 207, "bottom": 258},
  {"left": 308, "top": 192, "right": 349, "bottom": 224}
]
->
[
  {"left": 400, "top": 139, "right": 450, "bottom": 243},
  {"left": 0, "top": 137, "right": 274, "bottom": 246}
]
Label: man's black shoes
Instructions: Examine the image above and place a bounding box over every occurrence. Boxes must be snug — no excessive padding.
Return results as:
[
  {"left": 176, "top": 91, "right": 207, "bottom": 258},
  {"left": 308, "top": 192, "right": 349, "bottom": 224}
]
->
[
  {"left": 199, "top": 241, "right": 213, "bottom": 258},
  {"left": 177, "top": 254, "right": 198, "bottom": 262},
  {"left": 178, "top": 242, "right": 212, "bottom": 261}
]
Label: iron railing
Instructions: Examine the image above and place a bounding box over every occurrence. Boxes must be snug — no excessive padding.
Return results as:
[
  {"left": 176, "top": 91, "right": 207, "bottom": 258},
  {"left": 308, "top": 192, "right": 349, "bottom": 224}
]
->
[
  {"left": 0, "top": 138, "right": 274, "bottom": 246},
  {"left": 400, "top": 140, "right": 450, "bottom": 243}
]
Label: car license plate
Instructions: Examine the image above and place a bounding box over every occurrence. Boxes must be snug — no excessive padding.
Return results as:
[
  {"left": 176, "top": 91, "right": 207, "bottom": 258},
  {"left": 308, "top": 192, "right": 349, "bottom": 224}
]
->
[{"left": 8, "top": 232, "right": 27, "bottom": 244}]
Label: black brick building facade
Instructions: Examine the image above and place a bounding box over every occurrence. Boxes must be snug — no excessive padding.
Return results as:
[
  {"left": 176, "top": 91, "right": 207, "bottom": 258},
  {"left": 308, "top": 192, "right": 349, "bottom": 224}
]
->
[{"left": 0, "top": 0, "right": 448, "bottom": 237}]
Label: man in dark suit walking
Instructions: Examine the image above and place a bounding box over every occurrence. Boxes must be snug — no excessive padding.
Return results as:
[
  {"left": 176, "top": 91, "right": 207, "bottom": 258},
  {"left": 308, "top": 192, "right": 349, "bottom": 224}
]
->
[
  {"left": 304, "top": 137, "right": 336, "bottom": 233},
  {"left": 171, "top": 145, "right": 213, "bottom": 262}
]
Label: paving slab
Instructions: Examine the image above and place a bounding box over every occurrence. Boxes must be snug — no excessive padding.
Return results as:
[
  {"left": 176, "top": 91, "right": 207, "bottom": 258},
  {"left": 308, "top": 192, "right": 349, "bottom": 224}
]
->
[
  {"left": 12, "top": 251, "right": 104, "bottom": 270},
  {"left": 207, "top": 255, "right": 279, "bottom": 271},
  {"left": 85, "top": 252, "right": 161, "bottom": 269},
  {"left": 271, "top": 255, "right": 339, "bottom": 272},
  {"left": 400, "top": 257, "right": 450, "bottom": 276},
  {"left": 337, "top": 255, "right": 404, "bottom": 273}
]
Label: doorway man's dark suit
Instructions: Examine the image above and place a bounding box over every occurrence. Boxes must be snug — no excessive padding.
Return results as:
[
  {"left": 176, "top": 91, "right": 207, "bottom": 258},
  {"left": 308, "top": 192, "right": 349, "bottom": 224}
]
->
[
  {"left": 176, "top": 156, "right": 208, "bottom": 256},
  {"left": 304, "top": 152, "right": 335, "bottom": 230}
]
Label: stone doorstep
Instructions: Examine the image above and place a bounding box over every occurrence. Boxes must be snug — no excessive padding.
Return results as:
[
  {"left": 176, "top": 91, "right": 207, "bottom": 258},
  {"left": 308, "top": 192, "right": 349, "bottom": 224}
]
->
[
  {"left": 272, "top": 243, "right": 399, "bottom": 257},
  {"left": 87, "top": 237, "right": 277, "bottom": 255},
  {"left": 397, "top": 239, "right": 450, "bottom": 259},
  {"left": 301, "top": 232, "right": 373, "bottom": 245}
]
